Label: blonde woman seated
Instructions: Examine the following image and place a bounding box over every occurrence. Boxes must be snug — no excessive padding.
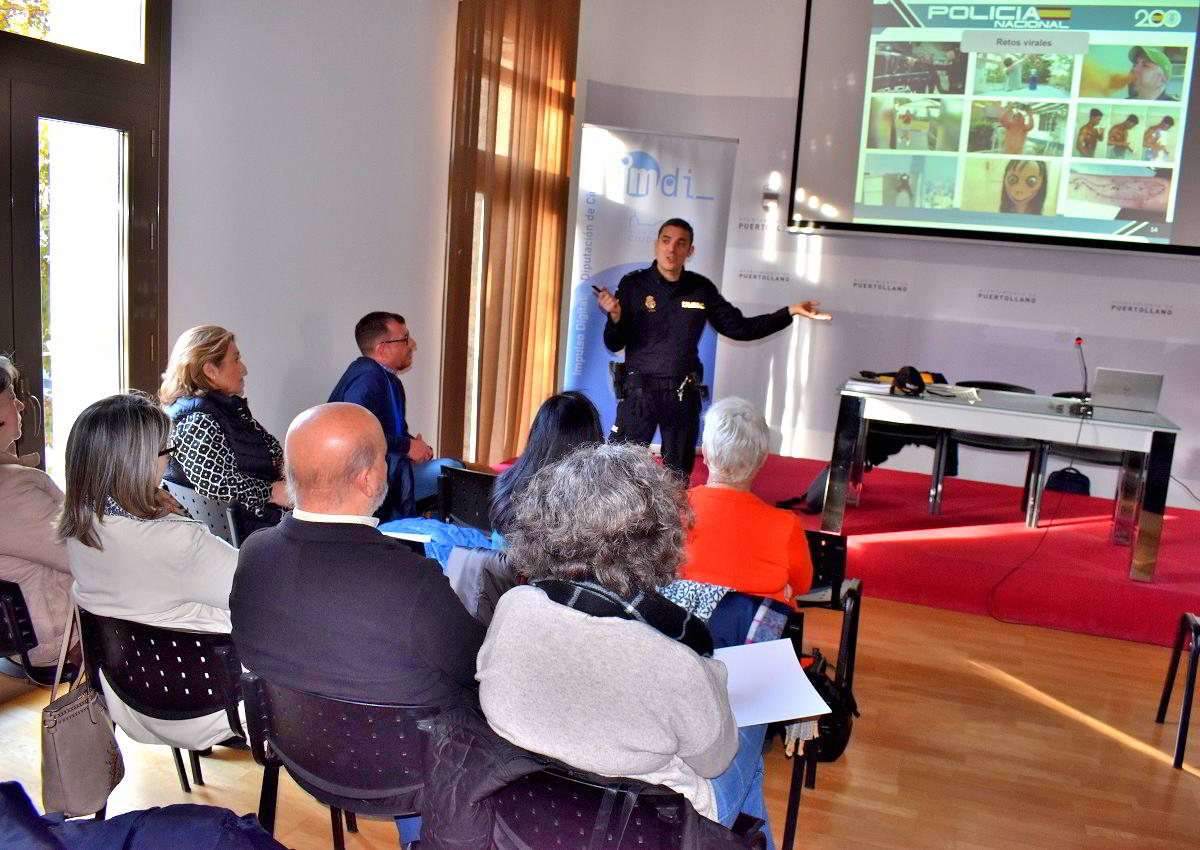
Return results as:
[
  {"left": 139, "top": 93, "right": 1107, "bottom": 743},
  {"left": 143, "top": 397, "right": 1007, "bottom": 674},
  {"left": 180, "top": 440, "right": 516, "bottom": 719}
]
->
[
  {"left": 0, "top": 356, "right": 72, "bottom": 669},
  {"left": 159, "top": 325, "right": 289, "bottom": 538},
  {"left": 61, "top": 393, "right": 240, "bottom": 750},
  {"left": 682, "top": 398, "right": 812, "bottom": 608}
]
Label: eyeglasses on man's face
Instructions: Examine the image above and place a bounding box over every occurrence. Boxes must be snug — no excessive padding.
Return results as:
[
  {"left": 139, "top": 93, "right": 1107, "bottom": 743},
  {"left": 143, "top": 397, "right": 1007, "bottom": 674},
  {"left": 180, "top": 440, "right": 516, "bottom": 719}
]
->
[{"left": 381, "top": 333, "right": 411, "bottom": 346}]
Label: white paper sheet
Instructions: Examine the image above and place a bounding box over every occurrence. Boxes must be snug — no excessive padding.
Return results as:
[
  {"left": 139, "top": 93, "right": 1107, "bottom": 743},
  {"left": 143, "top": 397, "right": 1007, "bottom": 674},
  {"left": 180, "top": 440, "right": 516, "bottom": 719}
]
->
[
  {"left": 381, "top": 531, "right": 433, "bottom": 543},
  {"left": 714, "top": 639, "right": 831, "bottom": 727}
]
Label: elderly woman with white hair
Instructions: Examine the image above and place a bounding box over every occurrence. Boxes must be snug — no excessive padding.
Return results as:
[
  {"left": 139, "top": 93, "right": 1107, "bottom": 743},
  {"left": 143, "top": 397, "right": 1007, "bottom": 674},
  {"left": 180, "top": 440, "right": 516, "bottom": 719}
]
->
[
  {"left": 477, "top": 442, "right": 775, "bottom": 845},
  {"left": 681, "top": 397, "right": 812, "bottom": 607}
]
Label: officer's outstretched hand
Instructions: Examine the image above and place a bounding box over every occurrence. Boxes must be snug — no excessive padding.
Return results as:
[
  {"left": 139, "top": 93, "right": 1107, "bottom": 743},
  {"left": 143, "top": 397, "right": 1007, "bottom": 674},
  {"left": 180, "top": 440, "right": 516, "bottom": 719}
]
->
[
  {"left": 595, "top": 287, "right": 621, "bottom": 322},
  {"left": 789, "top": 300, "right": 832, "bottom": 321}
]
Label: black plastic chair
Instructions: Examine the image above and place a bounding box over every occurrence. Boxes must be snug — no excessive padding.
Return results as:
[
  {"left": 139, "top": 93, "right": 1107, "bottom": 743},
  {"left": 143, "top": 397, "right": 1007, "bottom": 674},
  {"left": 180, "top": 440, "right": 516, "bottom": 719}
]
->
[
  {"left": 1156, "top": 613, "right": 1200, "bottom": 769},
  {"left": 777, "top": 530, "right": 860, "bottom": 850},
  {"left": 78, "top": 609, "right": 244, "bottom": 794},
  {"left": 491, "top": 766, "right": 766, "bottom": 849},
  {"left": 931, "top": 381, "right": 1047, "bottom": 519},
  {"left": 163, "top": 480, "right": 244, "bottom": 547},
  {"left": 0, "top": 580, "right": 76, "bottom": 687},
  {"left": 437, "top": 466, "right": 496, "bottom": 532},
  {"left": 240, "top": 671, "right": 437, "bottom": 850}
]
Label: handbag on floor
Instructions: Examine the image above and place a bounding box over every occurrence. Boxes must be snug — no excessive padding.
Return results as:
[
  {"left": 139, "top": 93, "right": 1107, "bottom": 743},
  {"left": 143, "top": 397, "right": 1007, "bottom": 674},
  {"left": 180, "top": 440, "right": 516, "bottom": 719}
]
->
[{"left": 41, "top": 605, "right": 125, "bottom": 817}]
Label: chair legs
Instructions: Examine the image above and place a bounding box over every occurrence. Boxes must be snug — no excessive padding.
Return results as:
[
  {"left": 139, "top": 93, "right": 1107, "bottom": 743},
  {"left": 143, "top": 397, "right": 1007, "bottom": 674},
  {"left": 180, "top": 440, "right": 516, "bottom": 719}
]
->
[
  {"left": 188, "top": 750, "right": 205, "bottom": 786},
  {"left": 330, "top": 806, "right": 346, "bottom": 850},
  {"left": 779, "top": 745, "right": 805, "bottom": 850},
  {"left": 1157, "top": 613, "right": 1200, "bottom": 768},
  {"left": 929, "top": 431, "right": 949, "bottom": 515},
  {"left": 170, "top": 747, "right": 191, "bottom": 793},
  {"left": 804, "top": 740, "right": 818, "bottom": 790},
  {"left": 258, "top": 764, "right": 279, "bottom": 834},
  {"left": 345, "top": 811, "right": 358, "bottom": 833}
]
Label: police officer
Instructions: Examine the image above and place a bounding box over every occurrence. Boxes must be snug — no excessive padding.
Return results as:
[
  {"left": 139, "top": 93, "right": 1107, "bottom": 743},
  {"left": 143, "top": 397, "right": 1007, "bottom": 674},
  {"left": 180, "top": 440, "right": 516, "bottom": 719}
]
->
[{"left": 595, "top": 218, "right": 830, "bottom": 479}]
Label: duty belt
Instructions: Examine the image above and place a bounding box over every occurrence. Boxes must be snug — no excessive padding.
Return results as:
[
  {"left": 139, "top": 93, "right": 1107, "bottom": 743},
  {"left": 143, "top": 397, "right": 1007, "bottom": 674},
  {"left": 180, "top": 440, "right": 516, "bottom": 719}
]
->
[{"left": 626, "top": 373, "right": 692, "bottom": 392}]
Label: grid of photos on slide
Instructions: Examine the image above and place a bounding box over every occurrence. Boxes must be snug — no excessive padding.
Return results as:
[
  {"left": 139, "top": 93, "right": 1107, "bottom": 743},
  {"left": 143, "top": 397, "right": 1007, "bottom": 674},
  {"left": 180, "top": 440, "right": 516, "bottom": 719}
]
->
[{"left": 857, "top": 35, "right": 1193, "bottom": 231}]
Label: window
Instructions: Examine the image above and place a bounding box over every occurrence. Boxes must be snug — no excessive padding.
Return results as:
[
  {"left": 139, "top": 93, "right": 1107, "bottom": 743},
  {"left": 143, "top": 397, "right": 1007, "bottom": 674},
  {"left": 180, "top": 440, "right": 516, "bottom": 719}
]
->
[{"left": 1, "top": 0, "right": 146, "bottom": 63}]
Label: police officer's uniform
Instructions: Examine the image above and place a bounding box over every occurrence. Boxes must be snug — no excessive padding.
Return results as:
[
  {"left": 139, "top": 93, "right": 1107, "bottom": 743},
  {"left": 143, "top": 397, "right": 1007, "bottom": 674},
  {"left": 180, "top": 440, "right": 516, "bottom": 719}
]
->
[{"left": 604, "top": 261, "right": 791, "bottom": 478}]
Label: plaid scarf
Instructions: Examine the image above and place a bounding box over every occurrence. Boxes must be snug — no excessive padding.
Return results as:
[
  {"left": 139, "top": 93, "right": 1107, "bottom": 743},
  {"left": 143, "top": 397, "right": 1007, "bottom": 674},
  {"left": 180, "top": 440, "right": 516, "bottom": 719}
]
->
[{"left": 533, "top": 579, "right": 714, "bottom": 657}]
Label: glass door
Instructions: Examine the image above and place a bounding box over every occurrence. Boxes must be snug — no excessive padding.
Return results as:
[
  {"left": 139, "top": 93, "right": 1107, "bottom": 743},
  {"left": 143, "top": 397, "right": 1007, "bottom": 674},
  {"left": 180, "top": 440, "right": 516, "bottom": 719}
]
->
[{"left": 9, "top": 83, "right": 158, "bottom": 484}]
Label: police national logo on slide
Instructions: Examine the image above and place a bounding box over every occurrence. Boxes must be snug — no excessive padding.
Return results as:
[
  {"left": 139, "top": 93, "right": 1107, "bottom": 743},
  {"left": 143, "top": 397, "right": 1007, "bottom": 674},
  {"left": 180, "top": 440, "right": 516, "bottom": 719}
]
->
[{"left": 620, "top": 150, "right": 716, "bottom": 201}]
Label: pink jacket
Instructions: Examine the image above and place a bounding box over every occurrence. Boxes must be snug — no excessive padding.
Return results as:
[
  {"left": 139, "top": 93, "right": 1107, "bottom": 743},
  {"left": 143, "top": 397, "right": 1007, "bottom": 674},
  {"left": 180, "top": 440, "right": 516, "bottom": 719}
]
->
[{"left": 0, "top": 465, "right": 71, "bottom": 666}]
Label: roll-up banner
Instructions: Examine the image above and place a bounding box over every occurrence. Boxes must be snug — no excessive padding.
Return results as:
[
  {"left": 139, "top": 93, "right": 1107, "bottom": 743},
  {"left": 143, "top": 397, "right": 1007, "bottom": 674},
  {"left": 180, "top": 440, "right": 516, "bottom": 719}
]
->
[{"left": 562, "top": 125, "right": 739, "bottom": 440}]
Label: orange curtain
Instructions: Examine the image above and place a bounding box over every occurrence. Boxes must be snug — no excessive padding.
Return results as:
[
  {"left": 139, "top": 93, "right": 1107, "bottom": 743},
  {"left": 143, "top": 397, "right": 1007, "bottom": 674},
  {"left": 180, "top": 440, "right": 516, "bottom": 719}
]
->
[{"left": 441, "top": 0, "right": 579, "bottom": 466}]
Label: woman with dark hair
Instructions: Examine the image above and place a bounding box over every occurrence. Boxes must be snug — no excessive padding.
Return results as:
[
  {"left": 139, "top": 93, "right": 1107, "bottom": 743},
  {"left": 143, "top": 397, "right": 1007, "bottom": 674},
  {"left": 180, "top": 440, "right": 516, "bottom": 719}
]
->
[
  {"left": 0, "top": 355, "right": 73, "bottom": 668},
  {"left": 999, "top": 159, "right": 1048, "bottom": 214},
  {"left": 477, "top": 443, "right": 776, "bottom": 846},
  {"left": 159, "top": 325, "right": 289, "bottom": 538},
  {"left": 488, "top": 390, "right": 603, "bottom": 536},
  {"left": 62, "top": 392, "right": 240, "bottom": 748}
]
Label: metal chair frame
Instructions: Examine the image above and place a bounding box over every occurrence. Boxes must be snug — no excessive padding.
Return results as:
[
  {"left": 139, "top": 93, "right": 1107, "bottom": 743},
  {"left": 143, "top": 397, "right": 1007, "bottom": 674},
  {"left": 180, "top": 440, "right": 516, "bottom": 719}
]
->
[
  {"left": 778, "top": 529, "right": 861, "bottom": 850},
  {"left": 240, "top": 671, "right": 437, "bottom": 850},
  {"left": 1156, "top": 613, "right": 1200, "bottom": 769},
  {"left": 436, "top": 466, "right": 496, "bottom": 532},
  {"left": 0, "top": 579, "right": 75, "bottom": 687},
  {"left": 162, "top": 480, "right": 243, "bottom": 547},
  {"left": 491, "top": 765, "right": 766, "bottom": 849},
  {"left": 78, "top": 609, "right": 244, "bottom": 794}
]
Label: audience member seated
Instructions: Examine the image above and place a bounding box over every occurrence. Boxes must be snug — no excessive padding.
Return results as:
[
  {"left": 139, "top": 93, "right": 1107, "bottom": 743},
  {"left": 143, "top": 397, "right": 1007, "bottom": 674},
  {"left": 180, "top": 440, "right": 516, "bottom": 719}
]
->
[
  {"left": 328, "top": 311, "right": 461, "bottom": 521},
  {"left": 159, "top": 326, "right": 290, "bottom": 538},
  {"left": 476, "top": 443, "right": 775, "bottom": 846},
  {"left": 488, "top": 390, "right": 603, "bottom": 538},
  {"left": 230, "top": 402, "right": 485, "bottom": 709},
  {"left": 684, "top": 398, "right": 812, "bottom": 606},
  {"left": 61, "top": 393, "right": 240, "bottom": 749},
  {"left": 0, "top": 356, "right": 73, "bottom": 668}
]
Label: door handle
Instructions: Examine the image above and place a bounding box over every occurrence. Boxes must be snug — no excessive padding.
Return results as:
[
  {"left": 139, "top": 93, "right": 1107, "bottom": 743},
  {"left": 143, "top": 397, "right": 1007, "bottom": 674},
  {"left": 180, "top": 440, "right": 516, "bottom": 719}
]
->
[{"left": 28, "top": 393, "right": 43, "bottom": 438}]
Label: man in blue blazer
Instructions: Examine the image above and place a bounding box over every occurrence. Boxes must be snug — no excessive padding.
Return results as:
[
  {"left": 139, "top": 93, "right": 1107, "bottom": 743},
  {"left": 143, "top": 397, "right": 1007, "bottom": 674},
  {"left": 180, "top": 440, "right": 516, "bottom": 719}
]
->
[{"left": 328, "top": 311, "right": 460, "bottom": 520}]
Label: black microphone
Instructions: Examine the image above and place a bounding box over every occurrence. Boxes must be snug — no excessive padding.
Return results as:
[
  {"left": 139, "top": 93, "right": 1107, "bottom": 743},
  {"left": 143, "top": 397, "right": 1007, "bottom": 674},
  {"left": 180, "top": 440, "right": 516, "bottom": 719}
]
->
[{"left": 1074, "top": 336, "right": 1088, "bottom": 399}]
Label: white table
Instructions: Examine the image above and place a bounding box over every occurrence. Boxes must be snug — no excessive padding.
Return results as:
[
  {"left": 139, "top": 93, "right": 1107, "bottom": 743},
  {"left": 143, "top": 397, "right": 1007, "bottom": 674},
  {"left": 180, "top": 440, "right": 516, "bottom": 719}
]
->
[{"left": 820, "top": 384, "right": 1180, "bottom": 582}]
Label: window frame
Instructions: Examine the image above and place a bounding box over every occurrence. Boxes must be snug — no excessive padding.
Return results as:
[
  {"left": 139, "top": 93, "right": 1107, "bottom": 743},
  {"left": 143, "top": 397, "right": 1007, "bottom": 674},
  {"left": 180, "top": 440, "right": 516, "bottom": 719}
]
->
[{"left": 0, "top": 0, "right": 170, "bottom": 460}]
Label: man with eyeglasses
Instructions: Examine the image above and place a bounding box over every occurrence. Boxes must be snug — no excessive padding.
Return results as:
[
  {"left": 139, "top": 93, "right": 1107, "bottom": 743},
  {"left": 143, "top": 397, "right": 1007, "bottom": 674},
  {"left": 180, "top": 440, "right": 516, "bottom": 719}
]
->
[{"left": 328, "top": 311, "right": 462, "bottom": 520}]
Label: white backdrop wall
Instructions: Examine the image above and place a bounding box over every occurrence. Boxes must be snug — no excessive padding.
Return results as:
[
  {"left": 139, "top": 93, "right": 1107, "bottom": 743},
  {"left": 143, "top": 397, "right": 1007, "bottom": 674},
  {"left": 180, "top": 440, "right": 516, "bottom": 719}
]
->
[
  {"left": 168, "top": 0, "right": 456, "bottom": 446},
  {"left": 571, "top": 0, "right": 1200, "bottom": 507}
]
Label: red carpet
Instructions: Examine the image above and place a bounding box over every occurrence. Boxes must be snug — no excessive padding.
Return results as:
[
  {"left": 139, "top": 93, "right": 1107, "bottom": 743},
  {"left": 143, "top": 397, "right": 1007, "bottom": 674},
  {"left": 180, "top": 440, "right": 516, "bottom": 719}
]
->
[{"left": 691, "top": 454, "right": 1200, "bottom": 647}]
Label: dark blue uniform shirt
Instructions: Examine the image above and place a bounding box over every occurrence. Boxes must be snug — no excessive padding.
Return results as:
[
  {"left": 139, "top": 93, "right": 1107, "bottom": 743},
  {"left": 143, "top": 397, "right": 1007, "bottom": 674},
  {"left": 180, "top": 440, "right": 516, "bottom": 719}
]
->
[{"left": 602, "top": 262, "right": 792, "bottom": 377}]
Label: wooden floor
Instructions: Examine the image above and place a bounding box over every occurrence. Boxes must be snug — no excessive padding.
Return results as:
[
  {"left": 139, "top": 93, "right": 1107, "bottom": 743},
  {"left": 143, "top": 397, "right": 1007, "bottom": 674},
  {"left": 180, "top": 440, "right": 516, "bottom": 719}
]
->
[{"left": 2, "top": 597, "right": 1197, "bottom": 849}]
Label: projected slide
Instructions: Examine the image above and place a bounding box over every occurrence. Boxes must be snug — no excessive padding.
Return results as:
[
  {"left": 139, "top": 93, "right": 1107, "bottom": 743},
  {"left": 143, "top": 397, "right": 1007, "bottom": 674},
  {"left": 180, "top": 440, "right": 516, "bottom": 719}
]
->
[{"left": 853, "top": 1, "right": 1197, "bottom": 243}]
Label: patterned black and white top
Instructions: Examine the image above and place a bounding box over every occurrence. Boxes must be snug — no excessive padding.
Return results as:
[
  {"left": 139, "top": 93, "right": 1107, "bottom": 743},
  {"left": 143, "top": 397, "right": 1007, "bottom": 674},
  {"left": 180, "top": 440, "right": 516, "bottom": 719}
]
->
[{"left": 171, "top": 413, "right": 282, "bottom": 511}]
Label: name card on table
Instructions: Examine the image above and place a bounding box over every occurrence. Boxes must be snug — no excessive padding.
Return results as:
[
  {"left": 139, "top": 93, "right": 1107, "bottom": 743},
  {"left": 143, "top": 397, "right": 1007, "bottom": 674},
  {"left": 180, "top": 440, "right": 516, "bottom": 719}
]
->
[{"left": 714, "top": 639, "right": 831, "bottom": 728}]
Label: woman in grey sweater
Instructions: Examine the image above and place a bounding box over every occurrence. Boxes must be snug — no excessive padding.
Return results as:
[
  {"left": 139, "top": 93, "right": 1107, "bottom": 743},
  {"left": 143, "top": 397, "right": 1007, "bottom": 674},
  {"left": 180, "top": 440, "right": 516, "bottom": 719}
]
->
[{"left": 476, "top": 442, "right": 774, "bottom": 845}]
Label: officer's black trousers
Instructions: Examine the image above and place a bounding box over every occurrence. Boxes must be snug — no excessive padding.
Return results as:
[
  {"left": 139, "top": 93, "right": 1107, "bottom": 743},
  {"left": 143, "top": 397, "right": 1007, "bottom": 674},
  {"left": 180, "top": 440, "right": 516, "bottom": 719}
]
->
[{"left": 610, "top": 386, "right": 702, "bottom": 480}]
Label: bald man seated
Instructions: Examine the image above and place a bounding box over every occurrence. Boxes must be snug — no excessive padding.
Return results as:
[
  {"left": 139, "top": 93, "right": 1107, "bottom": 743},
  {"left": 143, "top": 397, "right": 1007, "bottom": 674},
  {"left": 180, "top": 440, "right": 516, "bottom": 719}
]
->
[{"left": 229, "top": 402, "right": 486, "bottom": 711}]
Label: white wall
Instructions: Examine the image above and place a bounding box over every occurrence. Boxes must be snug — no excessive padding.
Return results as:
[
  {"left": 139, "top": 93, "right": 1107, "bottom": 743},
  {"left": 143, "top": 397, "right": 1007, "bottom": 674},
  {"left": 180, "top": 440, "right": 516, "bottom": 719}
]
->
[
  {"left": 573, "top": 0, "right": 1200, "bottom": 506},
  {"left": 168, "top": 0, "right": 456, "bottom": 445}
]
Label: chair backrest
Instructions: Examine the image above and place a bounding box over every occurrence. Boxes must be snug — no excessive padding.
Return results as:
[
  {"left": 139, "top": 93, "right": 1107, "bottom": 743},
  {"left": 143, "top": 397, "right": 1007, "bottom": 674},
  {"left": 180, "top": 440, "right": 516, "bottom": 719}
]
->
[
  {"left": 78, "top": 609, "right": 243, "bottom": 732},
  {"left": 240, "top": 672, "right": 436, "bottom": 803},
  {"left": 437, "top": 467, "right": 496, "bottom": 532},
  {"left": 491, "top": 767, "right": 760, "bottom": 849},
  {"left": 163, "top": 480, "right": 242, "bottom": 547},
  {"left": 955, "top": 380, "right": 1036, "bottom": 394},
  {"left": 804, "top": 530, "right": 848, "bottom": 606},
  {"left": 0, "top": 580, "right": 37, "bottom": 660}
]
